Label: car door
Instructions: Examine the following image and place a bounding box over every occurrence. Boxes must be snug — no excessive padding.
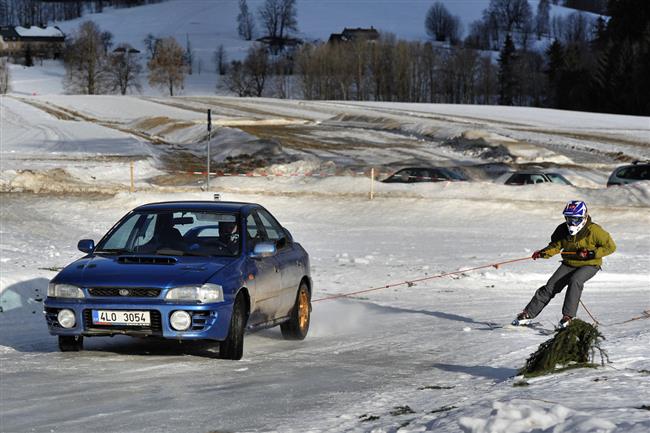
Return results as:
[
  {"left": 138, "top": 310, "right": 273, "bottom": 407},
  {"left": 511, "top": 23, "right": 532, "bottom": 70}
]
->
[
  {"left": 256, "top": 208, "right": 303, "bottom": 318},
  {"left": 244, "top": 211, "right": 282, "bottom": 325}
]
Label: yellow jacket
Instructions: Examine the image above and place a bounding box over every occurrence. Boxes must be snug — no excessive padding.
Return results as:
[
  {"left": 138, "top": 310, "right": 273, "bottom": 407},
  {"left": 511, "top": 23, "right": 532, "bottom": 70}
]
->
[{"left": 540, "top": 217, "right": 616, "bottom": 267}]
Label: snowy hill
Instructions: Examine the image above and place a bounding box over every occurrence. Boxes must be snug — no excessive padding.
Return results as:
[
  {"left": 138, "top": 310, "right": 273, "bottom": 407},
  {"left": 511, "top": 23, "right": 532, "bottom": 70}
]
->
[
  {"left": 52, "top": 0, "right": 585, "bottom": 64},
  {"left": 7, "top": 0, "right": 592, "bottom": 96}
]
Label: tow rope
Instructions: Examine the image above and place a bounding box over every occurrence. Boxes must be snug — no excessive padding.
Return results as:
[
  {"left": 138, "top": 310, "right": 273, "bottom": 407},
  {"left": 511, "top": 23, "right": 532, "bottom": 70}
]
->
[
  {"left": 313, "top": 256, "right": 532, "bottom": 303},
  {"left": 312, "top": 255, "right": 650, "bottom": 328}
]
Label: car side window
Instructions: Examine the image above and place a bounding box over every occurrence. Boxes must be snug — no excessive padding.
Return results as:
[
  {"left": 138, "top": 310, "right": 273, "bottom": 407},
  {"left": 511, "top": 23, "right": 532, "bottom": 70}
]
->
[
  {"left": 257, "top": 209, "right": 284, "bottom": 242},
  {"left": 505, "top": 173, "right": 525, "bottom": 185},
  {"left": 411, "top": 169, "right": 429, "bottom": 182},
  {"left": 246, "top": 212, "right": 264, "bottom": 251},
  {"left": 429, "top": 169, "right": 445, "bottom": 180},
  {"left": 390, "top": 169, "right": 410, "bottom": 182}
]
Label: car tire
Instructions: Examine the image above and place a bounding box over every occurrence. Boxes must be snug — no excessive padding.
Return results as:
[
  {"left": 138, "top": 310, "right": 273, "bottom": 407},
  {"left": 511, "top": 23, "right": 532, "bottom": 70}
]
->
[
  {"left": 280, "top": 282, "right": 311, "bottom": 340},
  {"left": 58, "top": 335, "right": 83, "bottom": 352},
  {"left": 219, "top": 295, "right": 247, "bottom": 360}
]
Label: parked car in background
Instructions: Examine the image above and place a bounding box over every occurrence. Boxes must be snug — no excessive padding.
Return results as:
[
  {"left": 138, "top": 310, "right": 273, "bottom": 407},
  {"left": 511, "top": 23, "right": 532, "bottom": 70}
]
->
[
  {"left": 381, "top": 167, "right": 468, "bottom": 183},
  {"left": 607, "top": 161, "right": 650, "bottom": 187},
  {"left": 44, "top": 201, "right": 312, "bottom": 360},
  {"left": 503, "top": 170, "right": 573, "bottom": 186}
]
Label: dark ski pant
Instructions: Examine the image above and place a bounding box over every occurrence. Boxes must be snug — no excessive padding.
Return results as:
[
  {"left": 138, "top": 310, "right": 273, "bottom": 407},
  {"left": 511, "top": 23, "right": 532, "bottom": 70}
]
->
[{"left": 525, "top": 264, "right": 599, "bottom": 318}]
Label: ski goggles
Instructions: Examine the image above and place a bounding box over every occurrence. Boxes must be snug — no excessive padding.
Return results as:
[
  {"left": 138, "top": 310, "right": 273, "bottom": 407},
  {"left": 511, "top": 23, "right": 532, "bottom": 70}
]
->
[{"left": 565, "top": 216, "right": 585, "bottom": 226}]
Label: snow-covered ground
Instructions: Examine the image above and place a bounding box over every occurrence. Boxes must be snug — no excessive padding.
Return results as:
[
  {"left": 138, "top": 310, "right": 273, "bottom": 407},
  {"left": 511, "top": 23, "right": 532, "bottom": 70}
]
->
[
  {"left": 3, "top": 94, "right": 649, "bottom": 195},
  {"left": 1, "top": 90, "right": 649, "bottom": 433},
  {"left": 1, "top": 190, "right": 649, "bottom": 433}
]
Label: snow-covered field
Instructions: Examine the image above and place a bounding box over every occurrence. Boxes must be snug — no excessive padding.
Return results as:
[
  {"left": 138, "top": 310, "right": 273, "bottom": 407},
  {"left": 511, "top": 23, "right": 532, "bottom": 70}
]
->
[
  {"left": 1, "top": 189, "right": 649, "bottom": 433},
  {"left": 1, "top": 90, "right": 650, "bottom": 433},
  {"left": 1, "top": 0, "right": 649, "bottom": 430}
]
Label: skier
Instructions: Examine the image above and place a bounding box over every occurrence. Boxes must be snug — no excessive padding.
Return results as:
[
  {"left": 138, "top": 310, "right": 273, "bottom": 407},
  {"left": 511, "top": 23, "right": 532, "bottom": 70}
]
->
[{"left": 514, "top": 200, "right": 616, "bottom": 328}]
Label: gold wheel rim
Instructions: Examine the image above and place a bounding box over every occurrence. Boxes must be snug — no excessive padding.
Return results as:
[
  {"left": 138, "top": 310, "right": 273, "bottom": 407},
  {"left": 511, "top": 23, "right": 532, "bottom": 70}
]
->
[{"left": 298, "top": 289, "right": 309, "bottom": 330}]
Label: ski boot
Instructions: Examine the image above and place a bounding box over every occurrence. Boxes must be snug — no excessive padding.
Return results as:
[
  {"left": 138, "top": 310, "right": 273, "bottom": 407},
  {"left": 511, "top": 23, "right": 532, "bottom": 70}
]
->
[
  {"left": 558, "top": 315, "right": 572, "bottom": 329},
  {"left": 512, "top": 311, "right": 532, "bottom": 326}
]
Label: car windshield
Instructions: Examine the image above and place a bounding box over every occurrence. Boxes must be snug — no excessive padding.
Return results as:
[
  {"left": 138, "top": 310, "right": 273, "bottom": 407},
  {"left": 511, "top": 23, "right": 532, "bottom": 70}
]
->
[
  {"left": 617, "top": 165, "right": 650, "bottom": 180},
  {"left": 95, "top": 211, "right": 241, "bottom": 257},
  {"left": 546, "top": 173, "right": 572, "bottom": 185}
]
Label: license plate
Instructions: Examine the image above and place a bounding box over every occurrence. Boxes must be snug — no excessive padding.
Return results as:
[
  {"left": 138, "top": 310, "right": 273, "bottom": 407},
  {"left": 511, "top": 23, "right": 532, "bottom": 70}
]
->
[{"left": 92, "top": 310, "right": 151, "bottom": 326}]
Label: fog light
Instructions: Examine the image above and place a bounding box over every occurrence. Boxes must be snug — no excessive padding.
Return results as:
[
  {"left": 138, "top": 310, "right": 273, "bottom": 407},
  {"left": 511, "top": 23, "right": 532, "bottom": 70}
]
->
[
  {"left": 170, "top": 310, "right": 191, "bottom": 331},
  {"left": 57, "top": 309, "right": 76, "bottom": 329}
]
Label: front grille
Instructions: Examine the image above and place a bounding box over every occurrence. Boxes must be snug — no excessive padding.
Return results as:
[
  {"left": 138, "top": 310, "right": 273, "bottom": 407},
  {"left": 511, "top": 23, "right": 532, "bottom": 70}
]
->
[
  {"left": 88, "top": 288, "right": 161, "bottom": 298},
  {"left": 83, "top": 309, "right": 162, "bottom": 335}
]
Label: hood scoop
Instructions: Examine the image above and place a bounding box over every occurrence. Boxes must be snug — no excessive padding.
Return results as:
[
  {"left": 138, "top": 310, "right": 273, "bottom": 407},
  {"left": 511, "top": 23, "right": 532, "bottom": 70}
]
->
[{"left": 117, "top": 256, "right": 177, "bottom": 265}]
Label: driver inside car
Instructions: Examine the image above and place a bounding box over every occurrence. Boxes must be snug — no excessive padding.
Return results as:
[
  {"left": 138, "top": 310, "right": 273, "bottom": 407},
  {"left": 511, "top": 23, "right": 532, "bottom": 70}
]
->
[{"left": 217, "top": 220, "right": 239, "bottom": 254}]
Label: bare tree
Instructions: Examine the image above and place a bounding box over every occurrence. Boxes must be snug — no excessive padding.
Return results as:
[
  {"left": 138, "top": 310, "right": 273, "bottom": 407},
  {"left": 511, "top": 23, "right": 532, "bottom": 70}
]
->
[
  {"left": 63, "top": 21, "right": 110, "bottom": 94},
  {"left": 143, "top": 33, "right": 158, "bottom": 59},
  {"left": 0, "top": 57, "right": 10, "bottom": 94},
  {"left": 484, "top": 0, "right": 533, "bottom": 38},
  {"left": 147, "top": 37, "right": 187, "bottom": 96},
  {"left": 0, "top": 0, "right": 10, "bottom": 26},
  {"left": 237, "top": 0, "right": 255, "bottom": 40},
  {"left": 185, "top": 34, "right": 193, "bottom": 75},
  {"left": 425, "top": 2, "right": 462, "bottom": 44},
  {"left": 222, "top": 44, "right": 270, "bottom": 97},
  {"left": 214, "top": 44, "right": 228, "bottom": 75},
  {"left": 465, "top": 19, "right": 492, "bottom": 50},
  {"left": 108, "top": 43, "right": 142, "bottom": 95},
  {"left": 244, "top": 44, "right": 269, "bottom": 96},
  {"left": 100, "top": 30, "right": 114, "bottom": 54},
  {"left": 222, "top": 60, "right": 253, "bottom": 96},
  {"left": 258, "top": 0, "right": 297, "bottom": 39},
  {"left": 560, "top": 11, "right": 594, "bottom": 44}
]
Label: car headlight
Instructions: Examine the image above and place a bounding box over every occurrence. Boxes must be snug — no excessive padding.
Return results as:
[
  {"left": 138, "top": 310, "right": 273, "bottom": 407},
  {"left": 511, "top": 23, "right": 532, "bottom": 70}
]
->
[
  {"left": 165, "top": 283, "right": 224, "bottom": 303},
  {"left": 48, "top": 283, "right": 84, "bottom": 299}
]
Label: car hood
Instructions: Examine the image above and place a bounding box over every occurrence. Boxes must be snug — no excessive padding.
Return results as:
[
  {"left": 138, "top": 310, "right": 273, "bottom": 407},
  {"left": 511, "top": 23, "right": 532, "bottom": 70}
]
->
[{"left": 55, "top": 254, "right": 236, "bottom": 288}]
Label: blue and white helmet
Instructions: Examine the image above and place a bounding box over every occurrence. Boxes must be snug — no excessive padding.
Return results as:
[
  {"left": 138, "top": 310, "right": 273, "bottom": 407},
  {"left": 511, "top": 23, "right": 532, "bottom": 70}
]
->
[{"left": 563, "top": 200, "right": 588, "bottom": 235}]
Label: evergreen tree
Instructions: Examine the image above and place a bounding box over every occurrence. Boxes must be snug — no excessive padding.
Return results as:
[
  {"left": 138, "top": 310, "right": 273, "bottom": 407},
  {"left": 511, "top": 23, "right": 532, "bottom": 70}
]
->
[
  {"left": 545, "top": 39, "right": 564, "bottom": 106},
  {"left": 498, "top": 34, "right": 517, "bottom": 105},
  {"left": 597, "top": 0, "right": 650, "bottom": 114},
  {"left": 536, "top": 0, "right": 551, "bottom": 39}
]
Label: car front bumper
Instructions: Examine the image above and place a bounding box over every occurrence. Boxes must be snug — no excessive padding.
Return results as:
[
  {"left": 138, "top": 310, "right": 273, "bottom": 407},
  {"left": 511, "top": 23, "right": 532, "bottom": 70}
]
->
[{"left": 44, "top": 298, "right": 234, "bottom": 341}]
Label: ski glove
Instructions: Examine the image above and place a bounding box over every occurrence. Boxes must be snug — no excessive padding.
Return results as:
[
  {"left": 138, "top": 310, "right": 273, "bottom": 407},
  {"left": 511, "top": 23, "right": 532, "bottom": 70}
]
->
[
  {"left": 532, "top": 250, "right": 542, "bottom": 260},
  {"left": 577, "top": 249, "right": 596, "bottom": 260}
]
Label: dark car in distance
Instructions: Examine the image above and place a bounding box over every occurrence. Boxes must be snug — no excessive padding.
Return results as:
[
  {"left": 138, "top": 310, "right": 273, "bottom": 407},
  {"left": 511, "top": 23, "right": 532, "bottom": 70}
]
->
[
  {"left": 381, "top": 167, "right": 468, "bottom": 183},
  {"left": 607, "top": 161, "right": 650, "bottom": 187},
  {"left": 44, "top": 201, "right": 312, "bottom": 360},
  {"left": 504, "top": 171, "right": 573, "bottom": 186}
]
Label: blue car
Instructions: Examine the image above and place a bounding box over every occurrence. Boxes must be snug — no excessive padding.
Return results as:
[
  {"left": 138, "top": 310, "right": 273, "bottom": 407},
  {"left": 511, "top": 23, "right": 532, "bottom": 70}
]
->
[{"left": 44, "top": 201, "right": 312, "bottom": 360}]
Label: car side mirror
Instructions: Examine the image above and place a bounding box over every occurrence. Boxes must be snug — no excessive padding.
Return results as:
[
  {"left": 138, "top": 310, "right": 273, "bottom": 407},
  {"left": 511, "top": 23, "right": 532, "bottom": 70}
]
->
[
  {"left": 250, "top": 242, "right": 276, "bottom": 259},
  {"left": 78, "top": 239, "right": 95, "bottom": 254}
]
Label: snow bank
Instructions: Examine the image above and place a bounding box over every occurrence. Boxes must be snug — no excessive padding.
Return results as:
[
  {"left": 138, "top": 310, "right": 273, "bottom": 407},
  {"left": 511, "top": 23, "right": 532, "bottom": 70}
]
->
[
  {"left": 208, "top": 175, "right": 650, "bottom": 209},
  {"left": 459, "top": 401, "right": 616, "bottom": 433}
]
